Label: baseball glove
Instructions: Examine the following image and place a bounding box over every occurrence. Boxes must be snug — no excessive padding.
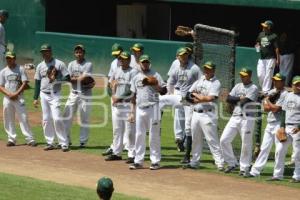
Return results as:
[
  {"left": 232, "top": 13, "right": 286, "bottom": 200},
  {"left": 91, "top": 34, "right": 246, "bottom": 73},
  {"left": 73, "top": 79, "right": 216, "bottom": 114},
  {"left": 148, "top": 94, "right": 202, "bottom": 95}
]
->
[
  {"left": 47, "top": 65, "right": 58, "bottom": 83},
  {"left": 276, "top": 128, "right": 287, "bottom": 142},
  {"left": 81, "top": 76, "right": 95, "bottom": 89},
  {"left": 185, "top": 92, "right": 195, "bottom": 104},
  {"left": 142, "top": 76, "right": 158, "bottom": 86},
  {"left": 268, "top": 90, "right": 281, "bottom": 104},
  {"left": 175, "top": 25, "right": 193, "bottom": 37}
]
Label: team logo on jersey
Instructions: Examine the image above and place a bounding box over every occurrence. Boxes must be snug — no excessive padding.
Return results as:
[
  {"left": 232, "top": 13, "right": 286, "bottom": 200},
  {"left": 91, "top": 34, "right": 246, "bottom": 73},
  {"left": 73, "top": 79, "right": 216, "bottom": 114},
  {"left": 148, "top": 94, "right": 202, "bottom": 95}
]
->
[
  {"left": 260, "top": 37, "right": 270, "bottom": 47},
  {"left": 7, "top": 73, "right": 19, "bottom": 81},
  {"left": 198, "top": 86, "right": 208, "bottom": 95},
  {"left": 286, "top": 101, "right": 296, "bottom": 110}
]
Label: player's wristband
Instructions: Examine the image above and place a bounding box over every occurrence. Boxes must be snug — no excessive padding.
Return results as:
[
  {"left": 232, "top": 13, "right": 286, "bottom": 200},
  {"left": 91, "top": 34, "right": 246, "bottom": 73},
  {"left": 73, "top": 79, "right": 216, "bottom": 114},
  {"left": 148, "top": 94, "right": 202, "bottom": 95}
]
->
[
  {"left": 33, "top": 80, "right": 41, "bottom": 100},
  {"left": 280, "top": 110, "right": 286, "bottom": 128}
]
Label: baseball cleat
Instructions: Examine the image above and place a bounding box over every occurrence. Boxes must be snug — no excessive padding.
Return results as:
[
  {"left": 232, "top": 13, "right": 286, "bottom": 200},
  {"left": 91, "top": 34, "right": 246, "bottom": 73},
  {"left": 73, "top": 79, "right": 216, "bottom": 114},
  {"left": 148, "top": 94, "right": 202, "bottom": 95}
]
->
[
  {"left": 244, "top": 173, "right": 256, "bottom": 178},
  {"left": 217, "top": 166, "right": 225, "bottom": 172},
  {"left": 266, "top": 177, "right": 282, "bottom": 181},
  {"left": 180, "top": 156, "right": 190, "bottom": 164},
  {"left": 239, "top": 171, "right": 245, "bottom": 176},
  {"left": 149, "top": 163, "right": 160, "bottom": 170},
  {"left": 129, "top": 163, "right": 143, "bottom": 170},
  {"left": 44, "top": 144, "right": 55, "bottom": 151},
  {"left": 102, "top": 147, "right": 113, "bottom": 156},
  {"left": 125, "top": 157, "right": 135, "bottom": 164},
  {"left": 175, "top": 139, "right": 185, "bottom": 152},
  {"left": 28, "top": 141, "right": 37, "bottom": 147},
  {"left": 79, "top": 143, "right": 86, "bottom": 148},
  {"left": 61, "top": 145, "right": 70, "bottom": 152},
  {"left": 105, "top": 154, "right": 122, "bottom": 161},
  {"left": 182, "top": 164, "right": 197, "bottom": 169},
  {"left": 6, "top": 141, "right": 15, "bottom": 147},
  {"left": 224, "top": 166, "right": 236, "bottom": 173}
]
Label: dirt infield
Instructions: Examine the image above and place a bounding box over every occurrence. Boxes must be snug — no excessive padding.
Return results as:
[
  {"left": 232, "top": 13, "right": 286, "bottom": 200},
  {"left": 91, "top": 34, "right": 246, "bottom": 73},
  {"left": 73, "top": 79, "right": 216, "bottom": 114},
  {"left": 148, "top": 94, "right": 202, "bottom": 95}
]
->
[{"left": 0, "top": 141, "right": 298, "bottom": 200}]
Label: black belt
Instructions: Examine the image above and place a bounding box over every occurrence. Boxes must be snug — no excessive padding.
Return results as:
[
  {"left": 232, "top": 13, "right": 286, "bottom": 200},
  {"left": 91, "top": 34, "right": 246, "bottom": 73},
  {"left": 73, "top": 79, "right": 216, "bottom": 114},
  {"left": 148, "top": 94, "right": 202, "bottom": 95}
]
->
[
  {"left": 286, "top": 123, "right": 299, "bottom": 126},
  {"left": 194, "top": 109, "right": 212, "bottom": 113},
  {"left": 175, "top": 87, "right": 180, "bottom": 90},
  {"left": 42, "top": 91, "right": 57, "bottom": 95},
  {"left": 72, "top": 91, "right": 79, "bottom": 94}
]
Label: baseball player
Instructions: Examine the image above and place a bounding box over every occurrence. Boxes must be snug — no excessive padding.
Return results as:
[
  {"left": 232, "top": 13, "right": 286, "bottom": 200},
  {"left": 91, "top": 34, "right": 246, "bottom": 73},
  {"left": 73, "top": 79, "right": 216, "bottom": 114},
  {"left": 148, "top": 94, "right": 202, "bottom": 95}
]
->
[
  {"left": 102, "top": 43, "right": 124, "bottom": 156},
  {"left": 63, "top": 44, "right": 93, "bottom": 148},
  {"left": 220, "top": 68, "right": 259, "bottom": 175},
  {"left": 129, "top": 54, "right": 166, "bottom": 170},
  {"left": 0, "top": 51, "right": 36, "bottom": 147},
  {"left": 255, "top": 20, "right": 280, "bottom": 93},
  {"left": 33, "top": 44, "right": 70, "bottom": 152},
  {"left": 105, "top": 51, "right": 138, "bottom": 163},
  {"left": 245, "top": 73, "right": 288, "bottom": 177},
  {"left": 167, "top": 44, "right": 194, "bottom": 152},
  {"left": 270, "top": 76, "right": 300, "bottom": 182},
  {"left": 184, "top": 61, "right": 224, "bottom": 170},
  {"left": 130, "top": 43, "right": 144, "bottom": 71},
  {"left": 0, "top": 10, "right": 9, "bottom": 69},
  {"left": 160, "top": 47, "right": 202, "bottom": 164}
]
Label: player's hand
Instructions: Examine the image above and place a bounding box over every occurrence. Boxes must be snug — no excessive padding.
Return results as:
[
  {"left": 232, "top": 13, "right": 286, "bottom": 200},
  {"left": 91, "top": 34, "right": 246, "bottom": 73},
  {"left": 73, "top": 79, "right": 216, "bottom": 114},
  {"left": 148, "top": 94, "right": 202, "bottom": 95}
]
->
[
  {"left": 33, "top": 100, "right": 39, "bottom": 108},
  {"left": 127, "top": 112, "right": 135, "bottom": 123},
  {"left": 8, "top": 92, "right": 18, "bottom": 100},
  {"left": 240, "top": 95, "right": 246, "bottom": 100},
  {"left": 292, "top": 127, "right": 300, "bottom": 134}
]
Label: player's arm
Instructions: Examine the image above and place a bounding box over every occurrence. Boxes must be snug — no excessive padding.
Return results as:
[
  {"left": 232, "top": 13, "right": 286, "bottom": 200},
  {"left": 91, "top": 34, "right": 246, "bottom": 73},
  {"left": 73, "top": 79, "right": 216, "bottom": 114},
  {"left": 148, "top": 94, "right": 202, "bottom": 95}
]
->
[
  {"left": 192, "top": 93, "right": 216, "bottom": 103},
  {"left": 128, "top": 93, "right": 136, "bottom": 123},
  {"left": 263, "top": 97, "right": 281, "bottom": 113}
]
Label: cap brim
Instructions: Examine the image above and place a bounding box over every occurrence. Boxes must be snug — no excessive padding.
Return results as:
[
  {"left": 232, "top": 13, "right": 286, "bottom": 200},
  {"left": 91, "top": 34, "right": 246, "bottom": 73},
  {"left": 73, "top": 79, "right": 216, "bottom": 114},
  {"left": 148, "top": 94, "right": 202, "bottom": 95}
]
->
[
  {"left": 140, "top": 59, "right": 150, "bottom": 62},
  {"left": 131, "top": 47, "right": 141, "bottom": 51},
  {"left": 261, "top": 23, "right": 268, "bottom": 28},
  {"left": 112, "top": 50, "right": 121, "bottom": 56},
  {"left": 120, "top": 55, "right": 129, "bottom": 59},
  {"left": 5, "top": 56, "right": 15, "bottom": 58},
  {"left": 40, "top": 49, "right": 51, "bottom": 52},
  {"left": 178, "top": 52, "right": 187, "bottom": 56},
  {"left": 203, "top": 64, "right": 213, "bottom": 69},
  {"left": 272, "top": 77, "right": 283, "bottom": 81},
  {"left": 293, "top": 80, "right": 300, "bottom": 85},
  {"left": 239, "top": 72, "right": 249, "bottom": 76}
]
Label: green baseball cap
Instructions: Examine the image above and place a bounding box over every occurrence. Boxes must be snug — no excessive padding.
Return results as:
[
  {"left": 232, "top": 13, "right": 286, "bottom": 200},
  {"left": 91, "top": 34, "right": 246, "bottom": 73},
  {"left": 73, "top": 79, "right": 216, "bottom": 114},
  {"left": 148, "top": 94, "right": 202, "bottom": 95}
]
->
[
  {"left": 5, "top": 51, "right": 16, "bottom": 58},
  {"left": 111, "top": 43, "right": 123, "bottom": 56},
  {"left": 261, "top": 20, "right": 273, "bottom": 28},
  {"left": 0, "top": 10, "right": 9, "bottom": 18},
  {"left": 292, "top": 76, "right": 300, "bottom": 85},
  {"left": 97, "top": 177, "right": 114, "bottom": 193},
  {"left": 139, "top": 54, "right": 151, "bottom": 62},
  {"left": 203, "top": 61, "right": 216, "bottom": 69},
  {"left": 119, "top": 51, "right": 131, "bottom": 59},
  {"left": 239, "top": 67, "right": 252, "bottom": 76},
  {"left": 184, "top": 43, "right": 193, "bottom": 53},
  {"left": 131, "top": 43, "right": 144, "bottom": 52},
  {"left": 40, "top": 44, "right": 52, "bottom": 52},
  {"left": 74, "top": 44, "right": 85, "bottom": 51},
  {"left": 176, "top": 47, "right": 188, "bottom": 56},
  {"left": 272, "top": 73, "right": 286, "bottom": 81}
]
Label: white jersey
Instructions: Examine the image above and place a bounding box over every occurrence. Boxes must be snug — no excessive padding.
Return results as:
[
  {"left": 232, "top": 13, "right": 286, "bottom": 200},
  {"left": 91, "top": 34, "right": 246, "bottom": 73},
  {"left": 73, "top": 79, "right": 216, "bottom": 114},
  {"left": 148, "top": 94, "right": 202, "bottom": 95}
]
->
[
  {"left": 0, "top": 65, "right": 28, "bottom": 93},
  {"left": 130, "top": 55, "right": 141, "bottom": 71},
  {"left": 282, "top": 92, "right": 300, "bottom": 125},
  {"left": 68, "top": 59, "right": 93, "bottom": 92},
  {"left": 108, "top": 58, "right": 120, "bottom": 78},
  {"left": 34, "top": 58, "right": 69, "bottom": 93},
  {"left": 266, "top": 89, "right": 288, "bottom": 123},
  {"left": 189, "top": 75, "right": 221, "bottom": 112},
  {"left": 131, "top": 69, "right": 166, "bottom": 108},
  {"left": 229, "top": 82, "right": 259, "bottom": 116}
]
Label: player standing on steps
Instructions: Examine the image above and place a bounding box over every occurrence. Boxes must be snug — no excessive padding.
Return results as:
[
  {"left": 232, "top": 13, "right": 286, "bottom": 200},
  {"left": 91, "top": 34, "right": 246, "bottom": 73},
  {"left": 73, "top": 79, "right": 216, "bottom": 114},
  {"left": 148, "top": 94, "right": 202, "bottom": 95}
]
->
[
  {"left": 129, "top": 54, "right": 166, "bottom": 170},
  {"left": 63, "top": 44, "right": 93, "bottom": 148},
  {"left": 220, "top": 68, "right": 259, "bottom": 175},
  {"left": 0, "top": 51, "right": 36, "bottom": 147},
  {"left": 33, "top": 44, "right": 70, "bottom": 152}
]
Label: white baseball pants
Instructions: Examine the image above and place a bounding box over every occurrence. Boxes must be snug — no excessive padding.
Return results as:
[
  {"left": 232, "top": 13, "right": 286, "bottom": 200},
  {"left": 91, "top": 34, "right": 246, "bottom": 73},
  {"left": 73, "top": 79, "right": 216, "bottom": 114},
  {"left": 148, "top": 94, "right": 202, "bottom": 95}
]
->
[
  {"left": 63, "top": 92, "right": 91, "bottom": 144},
  {"left": 279, "top": 53, "right": 294, "bottom": 86},
  {"left": 273, "top": 125, "right": 300, "bottom": 180},
  {"left": 111, "top": 104, "right": 135, "bottom": 158},
  {"left": 257, "top": 58, "right": 276, "bottom": 92},
  {"left": 40, "top": 92, "right": 68, "bottom": 146},
  {"left": 250, "top": 122, "right": 280, "bottom": 176},
  {"left": 190, "top": 111, "right": 224, "bottom": 168},
  {"left": 173, "top": 89, "right": 185, "bottom": 140},
  {"left": 159, "top": 94, "right": 193, "bottom": 136},
  {"left": 134, "top": 104, "right": 161, "bottom": 165},
  {"left": 220, "top": 116, "right": 255, "bottom": 171},
  {"left": 3, "top": 96, "right": 34, "bottom": 143}
]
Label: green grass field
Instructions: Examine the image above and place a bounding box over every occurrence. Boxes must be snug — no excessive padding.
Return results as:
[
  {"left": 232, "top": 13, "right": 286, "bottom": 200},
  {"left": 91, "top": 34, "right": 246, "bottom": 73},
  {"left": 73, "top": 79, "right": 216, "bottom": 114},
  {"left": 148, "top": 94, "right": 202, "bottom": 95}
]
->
[
  {"left": 0, "top": 83, "right": 298, "bottom": 190},
  {"left": 0, "top": 172, "right": 147, "bottom": 200}
]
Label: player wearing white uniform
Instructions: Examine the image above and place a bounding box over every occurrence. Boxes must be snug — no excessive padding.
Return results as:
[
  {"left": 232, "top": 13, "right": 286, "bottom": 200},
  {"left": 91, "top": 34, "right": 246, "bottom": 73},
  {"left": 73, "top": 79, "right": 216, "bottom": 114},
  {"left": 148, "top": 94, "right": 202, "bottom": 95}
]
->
[
  {"left": 167, "top": 44, "right": 194, "bottom": 152},
  {"left": 184, "top": 61, "right": 224, "bottom": 170},
  {"left": 220, "top": 68, "right": 259, "bottom": 175},
  {"left": 33, "top": 44, "right": 70, "bottom": 152},
  {"left": 105, "top": 51, "right": 138, "bottom": 163},
  {"left": 270, "top": 76, "right": 300, "bottom": 183},
  {"left": 63, "top": 45, "right": 93, "bottom": 148},
  {"left": 0, "top": 10, "right": 9, "bottom": 69},
  {"left": 0, "top": 51, "right": 36, "bottom": 147},
  {"left": 129, "top": 54, "right": 166, "bottom": 170},
  {"left": 159, "top": 47, "right": 202, "bottom": 164},
  {"left": 245, "top": 73, "right": 288, "bottom": 177},
  {"left": 130, "top": 43, "right": 144, "bottom": 71},
  {"left": 102, "top": 43, "right": 124, "bottom": 156}
]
